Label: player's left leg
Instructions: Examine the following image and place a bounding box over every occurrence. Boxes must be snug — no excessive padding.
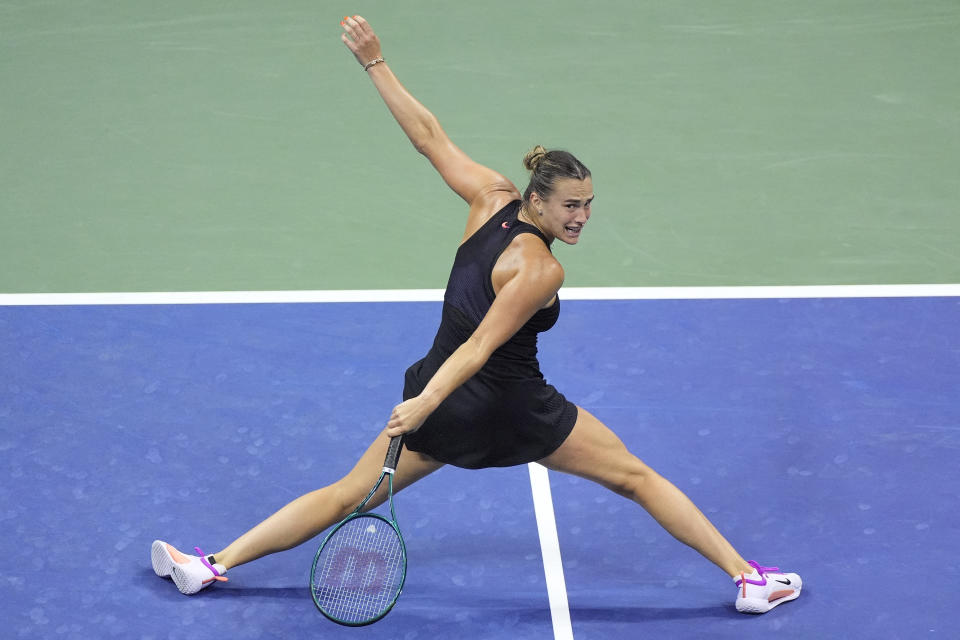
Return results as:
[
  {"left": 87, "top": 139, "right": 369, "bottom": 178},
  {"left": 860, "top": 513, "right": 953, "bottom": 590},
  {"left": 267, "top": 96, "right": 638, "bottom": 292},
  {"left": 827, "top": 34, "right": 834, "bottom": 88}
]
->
[
  {"left": 538, "top": 406, "right": 802, "bottom": 613},
  {"left": 539, "top": 406, "right": 753, "bottom": 577},
  {"left": 540, "top": 408, "right": 803, "bottom": 613}
]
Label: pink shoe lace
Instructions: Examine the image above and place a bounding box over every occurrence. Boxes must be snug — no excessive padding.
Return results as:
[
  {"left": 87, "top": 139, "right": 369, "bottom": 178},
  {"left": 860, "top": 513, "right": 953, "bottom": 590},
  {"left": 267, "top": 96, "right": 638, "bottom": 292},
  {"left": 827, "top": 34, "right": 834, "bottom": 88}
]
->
[
  {"left": 196, "top": 546, "right": 228, "bottom": 583},
  {"left": 736, "top": 560, "right": 778, "bottom": 596}
]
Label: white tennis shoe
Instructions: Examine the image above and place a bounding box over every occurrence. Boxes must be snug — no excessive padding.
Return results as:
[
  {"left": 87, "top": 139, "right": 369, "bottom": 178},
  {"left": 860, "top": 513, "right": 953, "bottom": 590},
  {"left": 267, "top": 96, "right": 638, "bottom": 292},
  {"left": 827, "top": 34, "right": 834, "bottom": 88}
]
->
[
  {"left": 151, "top": 540, "right": 228, "bottom": 595},
  {"left": 734, "top": 561, "right": 802, "bottom": 613}
]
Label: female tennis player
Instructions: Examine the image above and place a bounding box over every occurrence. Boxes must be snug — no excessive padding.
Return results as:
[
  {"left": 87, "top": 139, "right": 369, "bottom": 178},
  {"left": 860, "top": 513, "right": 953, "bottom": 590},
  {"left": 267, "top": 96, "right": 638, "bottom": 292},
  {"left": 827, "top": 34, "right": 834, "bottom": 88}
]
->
[{"left": 151, "top": 15, "right": 801, "bottom": 615}]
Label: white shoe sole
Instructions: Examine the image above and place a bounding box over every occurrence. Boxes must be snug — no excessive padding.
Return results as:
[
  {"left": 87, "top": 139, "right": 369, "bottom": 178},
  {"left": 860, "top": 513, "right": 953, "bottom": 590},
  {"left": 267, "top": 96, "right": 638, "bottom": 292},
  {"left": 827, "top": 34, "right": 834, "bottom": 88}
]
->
[
  {"left": 151, "top": 540, "right": 176, "bottom": 578},
  {"left": 736, "top": 587, "right": 801, "bottom": 613},
  {"left": 151, "top": 539, "right": 206, "bottom": 595},
  {"left": 170, "top": 561, "right": 205, "bottom": 595}
]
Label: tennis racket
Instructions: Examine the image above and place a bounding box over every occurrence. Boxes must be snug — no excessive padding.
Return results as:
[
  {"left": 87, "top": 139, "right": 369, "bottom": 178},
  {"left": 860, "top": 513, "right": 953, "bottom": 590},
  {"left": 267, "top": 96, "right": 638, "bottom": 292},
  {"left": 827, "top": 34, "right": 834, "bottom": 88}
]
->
[{"left": 310, "top": 435, "right": 406, "bottom": 626}]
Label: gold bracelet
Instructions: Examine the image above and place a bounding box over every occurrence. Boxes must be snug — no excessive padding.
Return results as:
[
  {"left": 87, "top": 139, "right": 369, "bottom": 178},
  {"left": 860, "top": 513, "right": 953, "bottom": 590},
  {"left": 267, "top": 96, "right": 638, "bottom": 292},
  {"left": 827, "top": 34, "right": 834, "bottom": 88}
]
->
[{"left": 363, "top": 57, "right": 385, "bottom": 71}]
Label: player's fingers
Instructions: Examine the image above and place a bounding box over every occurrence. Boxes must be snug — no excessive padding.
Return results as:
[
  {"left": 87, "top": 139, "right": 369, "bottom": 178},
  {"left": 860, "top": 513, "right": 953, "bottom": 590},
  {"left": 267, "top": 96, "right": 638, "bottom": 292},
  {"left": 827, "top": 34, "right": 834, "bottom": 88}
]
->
[
  {"left": 343, "top": 15, "right": 362, "bottom": 33},
  {"left": 346, "top": 15, "right": 377, "bottom": 45},
  {"left": 386, "top": 406, "right": 405, "bottom": 426},
  {"left": 342, "top": 17, "right": 366, "bottom": 42},
  {"left": 388, "top": 423, "right": 420, "bottom": 438},
  {"left": 340, "top": 32, "right": 357, "bottom": 51},
  {"left": 385, "top": 418, "right": 410, "bottom": 436},
  {"left": 352, "top": 15, "right": 373, "bottom": 36}
]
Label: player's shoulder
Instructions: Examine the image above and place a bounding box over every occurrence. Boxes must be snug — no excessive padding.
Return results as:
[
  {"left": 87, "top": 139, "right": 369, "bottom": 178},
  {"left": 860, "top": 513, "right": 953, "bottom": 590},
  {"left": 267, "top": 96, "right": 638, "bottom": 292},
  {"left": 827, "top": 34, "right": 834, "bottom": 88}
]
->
[
  {"left": 476, "top": 177, "right": 521, "bottom": 205},
  {"left": 509, "top": 234, "right": 564, "bottom": 283}
]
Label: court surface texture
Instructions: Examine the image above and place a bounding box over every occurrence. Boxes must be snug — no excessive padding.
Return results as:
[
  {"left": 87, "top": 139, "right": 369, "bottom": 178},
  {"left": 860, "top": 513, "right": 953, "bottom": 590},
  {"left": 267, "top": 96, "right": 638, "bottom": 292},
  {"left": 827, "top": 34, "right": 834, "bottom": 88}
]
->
[{"left": 1, "top": 291, "right": 958, "bottom": 639}]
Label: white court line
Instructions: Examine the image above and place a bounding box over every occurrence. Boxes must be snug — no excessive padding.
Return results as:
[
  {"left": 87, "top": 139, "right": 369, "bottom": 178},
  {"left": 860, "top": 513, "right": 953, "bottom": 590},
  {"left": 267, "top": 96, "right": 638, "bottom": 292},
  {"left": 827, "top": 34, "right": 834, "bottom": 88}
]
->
[
  {"left": 562, "top": 284, "right": 960, "bottom": 300},
  {"left": 528, "top": 463, "right": 574, "bottom": 640},
  {"left": 1, "top": 284, "right": 958, "bottom": 306},
  {"left": 0, "top": 289, "right": 444, "bottom": 306}
]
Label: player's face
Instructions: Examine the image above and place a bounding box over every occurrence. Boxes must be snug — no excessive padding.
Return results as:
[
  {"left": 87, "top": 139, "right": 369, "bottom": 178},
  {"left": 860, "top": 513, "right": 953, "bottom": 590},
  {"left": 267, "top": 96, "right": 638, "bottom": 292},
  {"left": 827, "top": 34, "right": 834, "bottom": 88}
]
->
[{"left": 537, "top": 177, "right": 594, "bottom": 245}]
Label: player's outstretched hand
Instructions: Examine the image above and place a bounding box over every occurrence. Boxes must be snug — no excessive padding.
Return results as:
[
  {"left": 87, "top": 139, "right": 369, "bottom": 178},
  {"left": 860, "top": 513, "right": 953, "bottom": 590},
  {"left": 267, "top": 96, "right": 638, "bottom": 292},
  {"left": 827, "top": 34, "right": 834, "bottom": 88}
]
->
[{"left": 340, "top": 15, "right": 382, "bottom": 68}]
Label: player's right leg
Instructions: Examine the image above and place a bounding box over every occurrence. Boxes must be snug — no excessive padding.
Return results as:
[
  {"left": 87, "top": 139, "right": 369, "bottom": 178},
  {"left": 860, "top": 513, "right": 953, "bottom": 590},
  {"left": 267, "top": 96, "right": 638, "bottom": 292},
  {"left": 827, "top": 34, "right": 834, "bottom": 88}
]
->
[{"left": 152, "top": 429, "right": 443, "bottom": 594}]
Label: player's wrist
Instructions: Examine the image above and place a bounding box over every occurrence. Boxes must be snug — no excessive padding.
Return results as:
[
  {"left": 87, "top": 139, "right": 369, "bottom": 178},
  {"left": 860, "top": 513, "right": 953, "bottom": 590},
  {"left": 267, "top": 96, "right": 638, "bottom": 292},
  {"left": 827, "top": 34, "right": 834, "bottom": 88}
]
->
[
  {"left": 363, "top": 56, "right": 385, "bottom": 71},
  {"left": 416, "top": 389, "right": 442, "bottom": 413}
]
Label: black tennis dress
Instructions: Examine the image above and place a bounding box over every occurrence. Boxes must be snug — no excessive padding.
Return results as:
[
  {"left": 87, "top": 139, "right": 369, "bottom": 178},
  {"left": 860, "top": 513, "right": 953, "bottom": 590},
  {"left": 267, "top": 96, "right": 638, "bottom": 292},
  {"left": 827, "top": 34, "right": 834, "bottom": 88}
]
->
[{"left": 402, "top": 199, "right": 578, "bottom": 469}]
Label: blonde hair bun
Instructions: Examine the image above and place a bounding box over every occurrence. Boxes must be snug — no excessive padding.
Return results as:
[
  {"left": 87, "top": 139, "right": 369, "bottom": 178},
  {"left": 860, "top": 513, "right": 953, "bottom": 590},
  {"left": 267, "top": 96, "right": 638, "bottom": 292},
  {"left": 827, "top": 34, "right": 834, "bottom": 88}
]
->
[{"left": 522, "top": 145, "right": 548, "bottom": 172}]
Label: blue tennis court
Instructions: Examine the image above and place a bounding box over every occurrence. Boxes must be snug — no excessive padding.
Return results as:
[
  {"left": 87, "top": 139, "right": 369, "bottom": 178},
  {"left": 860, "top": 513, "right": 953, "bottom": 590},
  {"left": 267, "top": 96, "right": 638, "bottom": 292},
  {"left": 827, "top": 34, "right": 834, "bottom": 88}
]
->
[{"left": 1, "top": 294, "right": 957, "bottom": 638}]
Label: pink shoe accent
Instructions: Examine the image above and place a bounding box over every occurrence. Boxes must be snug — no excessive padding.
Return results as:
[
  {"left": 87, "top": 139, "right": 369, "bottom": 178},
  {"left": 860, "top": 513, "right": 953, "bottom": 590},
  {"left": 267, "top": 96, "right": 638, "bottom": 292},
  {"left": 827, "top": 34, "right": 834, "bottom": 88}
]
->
[
  {"left": 166, "top": 543, "right": 190, "bottom": 565},
  {"left": 769, "top": 589, "right": 794, "bottom": 602}
]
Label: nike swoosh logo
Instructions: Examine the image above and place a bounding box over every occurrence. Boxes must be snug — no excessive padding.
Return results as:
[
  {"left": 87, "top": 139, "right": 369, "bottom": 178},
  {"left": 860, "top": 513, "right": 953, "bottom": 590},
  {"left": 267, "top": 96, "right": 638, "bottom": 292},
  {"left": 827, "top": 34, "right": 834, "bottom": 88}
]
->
[
  {"left": 775, "top": 578, "right": 792, "bottom": 585},
  {"left": 502, "top": 221, "right": 511, "bottom": 229}
]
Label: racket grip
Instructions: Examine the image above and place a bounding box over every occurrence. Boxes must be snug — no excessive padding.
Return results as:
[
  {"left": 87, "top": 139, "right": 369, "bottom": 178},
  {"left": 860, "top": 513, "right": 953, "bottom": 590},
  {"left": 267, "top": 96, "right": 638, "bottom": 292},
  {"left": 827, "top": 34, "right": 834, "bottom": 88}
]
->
[{"left": 383, "top": 435, "right": 404, "bottom": 473}]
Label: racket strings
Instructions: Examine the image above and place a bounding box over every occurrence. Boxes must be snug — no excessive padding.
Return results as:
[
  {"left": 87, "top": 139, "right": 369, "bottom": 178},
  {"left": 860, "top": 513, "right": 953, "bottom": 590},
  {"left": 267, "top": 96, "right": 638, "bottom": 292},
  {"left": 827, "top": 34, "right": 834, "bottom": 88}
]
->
[{"left": 313, "top": 515, "right": 405, "bottom": 624}]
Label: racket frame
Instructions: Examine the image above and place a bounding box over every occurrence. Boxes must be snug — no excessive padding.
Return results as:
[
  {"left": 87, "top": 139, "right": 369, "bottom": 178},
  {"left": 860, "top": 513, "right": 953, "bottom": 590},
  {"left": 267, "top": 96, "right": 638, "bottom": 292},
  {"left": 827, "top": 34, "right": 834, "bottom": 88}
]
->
[{"left": 310, "top": 436, "right": 406, "bottom": 626}]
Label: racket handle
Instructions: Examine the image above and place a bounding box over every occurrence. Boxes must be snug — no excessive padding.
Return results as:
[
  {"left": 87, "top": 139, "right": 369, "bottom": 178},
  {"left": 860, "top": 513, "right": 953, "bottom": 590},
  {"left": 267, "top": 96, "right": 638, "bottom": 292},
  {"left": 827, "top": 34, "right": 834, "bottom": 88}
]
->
[{"left": 383, "top": 435, "right": 404, "bottom": 473}]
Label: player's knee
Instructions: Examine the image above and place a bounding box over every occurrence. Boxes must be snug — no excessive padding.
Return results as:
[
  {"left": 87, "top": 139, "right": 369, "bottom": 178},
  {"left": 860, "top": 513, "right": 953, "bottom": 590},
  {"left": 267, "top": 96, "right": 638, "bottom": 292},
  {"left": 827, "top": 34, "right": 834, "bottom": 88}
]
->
[
  {"left": 609, "top": 462, "right": 658, "bottom": 503},
  {"left": 328, "top": 480, "right": 367, "bottom": 520}
]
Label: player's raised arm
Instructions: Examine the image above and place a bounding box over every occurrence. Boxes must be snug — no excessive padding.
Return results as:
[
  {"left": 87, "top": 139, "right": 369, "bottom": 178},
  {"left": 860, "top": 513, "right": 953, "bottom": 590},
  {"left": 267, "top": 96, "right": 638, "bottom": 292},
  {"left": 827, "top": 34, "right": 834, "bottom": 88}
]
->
[{"left": 340, "top": 15, "right": 517, "bottom": 207}]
